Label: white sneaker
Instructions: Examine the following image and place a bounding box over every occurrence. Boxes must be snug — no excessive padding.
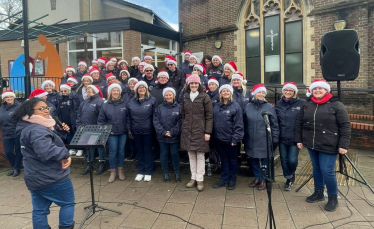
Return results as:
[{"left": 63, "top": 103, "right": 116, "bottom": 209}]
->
[
  {"left": 135, "top": 174, "right": 144, "bottom": 181},
  {"left": 76, "top": 150, "right": 83, "bottom": 157},
  {"left": 144, "top": 175, "right": 152, "bottom": 182},
  {"left": 69, "top": 149, "right": 77, "bottom": 156}
]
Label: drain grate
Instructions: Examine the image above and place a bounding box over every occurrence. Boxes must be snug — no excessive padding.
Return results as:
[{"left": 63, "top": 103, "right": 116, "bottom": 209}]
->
[{"left": 295, "top": 150, "right": 357, "bottom": 186}]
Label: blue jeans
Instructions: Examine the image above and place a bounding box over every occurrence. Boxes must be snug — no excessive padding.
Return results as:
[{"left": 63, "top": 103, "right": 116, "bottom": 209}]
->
[
  {"left": 86, "top": 148, "right": 106, "bottom": 162},
  {"left": 159, "top": 142, "right": 180, "bottom": 174},
  {"left": 279, "top": 142, "right": 299, "bottom": 179},
  {"left": 3, "top": 136, "right": 22, "bottom": 170},
  {"left": 217, "top": 141, "right": 238, "bottom": 183},
  {"left": 250, "top": 158, "right": 268, "bottom": 181},
  {"left": 134, "top": 134, "right": 154, "bottom": 175},
  {"left": 30, "top": 178, "right": 75, "bottom": 228},
  {"left": 308, "top": 149, "right": 338, "bottom": 195},
  {"left": 108, "top": 135, "right": 127, "bottom": 169}
]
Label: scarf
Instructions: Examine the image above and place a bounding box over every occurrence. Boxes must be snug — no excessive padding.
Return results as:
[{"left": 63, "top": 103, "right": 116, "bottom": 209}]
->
[
  {"left": 190, "top": 91, "right": 199, "bottom": 102},
  {"left": 82, "top": 87, "right": 88, "bottom": 100},
  {"left": 311, "top": 93, "right": 333, "bottom": 105},
  {"left": 22, "top": 115, "right": 56, "bottom": 130}
]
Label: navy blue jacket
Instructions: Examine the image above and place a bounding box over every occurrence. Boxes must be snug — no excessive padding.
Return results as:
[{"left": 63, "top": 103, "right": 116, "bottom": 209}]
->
[
  {"left": 199, "top": 74, "right": 209, "bottom": 88},
  {"left": 92, "top": 79, "right": 107, "bottom": 99},
  {"left": 141, "top": 76, "right": 156, "bottom": 91},
  {"left": 130, "top": 66, "right": 140, "bottom": 78},
  {"left": 275, "top": 97, "right": 306, "bottom": 146},
  {"left": 127, "top": 96, "right": 157, "bottom": 135},
  {"left": 233, "top": 88, "right": 252, "bottom": 111},
  {"left": 150, "top": 82, "right": 171, "bottom": 105},
  {"left": 47, "top": 91, "right": 60, "bottom": 109},
  {"left": 75, "top": 70, "right": 87, "bottom": 80},
  {"left": 56, "top": 91, "right": 80, "bottom": 132},
  {"left": 185, "top": 65, "right": 194, "bottom": 75},
  {"left": 16, "top": 120, "right": 70, "bottom": 191},
  {"left": 177, "top": 89, "right": 186, "bottom": 104},
  {"left": 207, "top": 89, "right": 219, "bottom": 106},
  {"left": 46, "top": 100, "right": 56, "bottom": 117},
  {"left": 98, "top": 98, "right": 129, "bottom": 135},
  {"left": 153, "top": 101, "right": 182, "bottom": 143},
  {"left": 76, "top": 86, "right": 86, "bottom": 104},
  {"left": 213, "top": 101, "right": 244, "bottom": 144},
  {"left": 218, "top": 76, "right": 230, "bottom": 86},
  {"left": 0, "top": 100, "right": 21, "bottom": 139},
  {"left": 179, "top": 60, "right": 190, "bottom": 75},
  {"left": 208, "top": 65, "right": 223, "bottom": 80},
  {"left": 76, "top": 93, "right": 104, "bottom": 128}
]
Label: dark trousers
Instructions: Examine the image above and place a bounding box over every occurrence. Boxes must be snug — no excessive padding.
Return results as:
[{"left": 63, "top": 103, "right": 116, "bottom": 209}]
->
[
  {"left": 250, "top": 158, "right": 268, "bottom": 181},
  {"left": 134, "top": 133, "right": 154, "bottom": 175},
  {"left": 216, "top": 141, "right": 238, "bottom": 183},
  {"left": 64, "top": 130, "right": 75, "bottom": 145},
  {"left": 3, "top": 136, "right": 22, "bottom": 170},
  {"left": 159, "top": 142, "right": 180, "bottom": 174},
  {"left": 279, "top": 142, "right": 299, "bottom": 180},
  {"left": 308, "top": 149, "right": 338, "bottom": 195},
  {"left": 128, "top": 137, "right": 137, "bottom": 157}
]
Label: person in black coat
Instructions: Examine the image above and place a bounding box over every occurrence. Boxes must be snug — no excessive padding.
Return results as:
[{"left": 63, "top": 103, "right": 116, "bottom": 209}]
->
[
  {"left": 193, "top": 64, "right": 208, "bottom": 88},
  {"left": 275, "top": 82, "right": 306, "bottom": 191},
  {"left": 141, "top": 64, "right": 157, "bottom": 91},
  {"left": 0, "top": 90, "right": 22, "bottom": 177},
  {"left": 118, "top": 69, "right": 130, "bottom": 87},
  {"left": 144, "top": 55, "right": 158, "bottom": 76},
  {"left": 42, "top": 80, "right": 59, "bottom": 109},
  {"left": 127, "top": 81, "right": 158, "bottom": 182},
  {"left": 90, "top": 66, "right": 107, "bottom": 99},
  {"left": 295, "top": 80, "right": 351, "bottom": 212},
  {"left": 101, "top": 61, "right": 117, "bottom": 81},
  {"left": 208, "top": 55, "right": 224, "bottom": 80},
  {"left": 130, "top": 56, "right": 141, "bottom": 78},
  {"left": 76, "top": 85, "right": 106, "bottom": 175},
  {"left": 245, "top": 84, "right": 279, "bottom": 191},
  {"left": 185, "top": 54, "right": 198, "bottom": 75},
  {"left": 167, "top": 57, "right": 186, "bottom": 93},
  {"left": 207, "top": 78, "right": 220, "bottom": 105},
  {"left": 76, "top": 61, "right": 88, "bottom": 81},
  {"left": 124, "top": 78, "right": 138, "bottom": 160},
  {"left": 151, "top": 70, "right": 172, "bottom": 105},
  {"left": 212, "top": 85, "right": 244, "bottom": 190},
  {"left": 231, "top": 72, "right": 252, "bottom": 111},
  {"left": 56, "top": 83, "right": 80, "bottom": 154},
  {"left": 98, "top": 83, "right": 129, "bottom": 183},
  {"left": 117, "top": 59, "right": 133, "bottom": 79},
  {"left": 67, "top": 76, "right": 79, "bottom": 92},
  {"left": 61, "top": 66, "right": 76, "bottom": 85},
  {"left": 76, "top": 74, "right": 93, "bottom": 104},
  {"left": 153, "top": 87, "right": 182, "bottom": 183},
  {"left": 219, "top": 61, "right": 237, "bottom": 86},
  {"left": 179, "top": 50, "right": 191, "bottom": 74}
]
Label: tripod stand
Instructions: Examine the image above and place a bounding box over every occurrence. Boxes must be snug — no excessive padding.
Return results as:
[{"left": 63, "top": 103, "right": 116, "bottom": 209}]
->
[
  {"left": 69, "top": 125, "right": 122, "bottom": 229},
  {"left": 295, "top": 81, "right": 374, "bottom": 194}
]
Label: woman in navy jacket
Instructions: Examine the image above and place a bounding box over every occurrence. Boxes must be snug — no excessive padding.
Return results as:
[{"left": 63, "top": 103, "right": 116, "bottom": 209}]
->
[
  {"left": 0, "top": 90, "right": 22, "bottom": 177},
  {"left": 231, "top": 72, "right": 252, "bottom": 111},
  {"left": 208, "top": 55, "right": 224, "bottom": 80},
  {"left": 153, "top": 87, "right": 182, "bottom": 183},
  {"left": 76, "top": 74, "right": 93, "bottom": 104},
  {"left": 76, "top": 85, "right": 106, "bottom": 175},
  {"left": 13, "top": 97, "right": 74, "bottom": 229},
  {"left": 212, "top": 85, "right": 244, "bottom": 190},
  {"left": 275, "top": 82, "right": 305, "bottom": 191},
  {"left": 42, "top": 80, "right": 59, "bottom": 109},
  {"left": 207, "top": 78, "right": 220, "bottom": 106},
  {"left": 127, "top": 81, "right": 157, "bottom": 182},
  {"left": 98, "top": 83, "right": 129, "bottom": 183},
  {"left": 245, "top": 84, "right": 279, "bottom": 191}
]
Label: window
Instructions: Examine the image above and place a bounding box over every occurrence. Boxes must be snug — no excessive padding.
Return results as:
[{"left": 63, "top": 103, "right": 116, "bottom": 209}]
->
[
  {"left": 245, "top": 0, "right": 303, "bottom": 84},
  {"left": 68, "top": 32, "right": 123, "bottom": 67}
]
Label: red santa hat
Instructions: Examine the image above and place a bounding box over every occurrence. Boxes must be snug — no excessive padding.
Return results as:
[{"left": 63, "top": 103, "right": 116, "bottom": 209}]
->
[
  {"left": 89, "top": 66, "right": 101, "bottom": 75},
  {"left": 219, "top": 84, "right": 233, "bottom": 95},
  {"left": 156, "top": 70, "right": 169, "bottom": 84},
  {"left": 162, "top": 87, "right": 176, "bottom": 97},
  {"left": 65, "top": 66, "right": 75, "bottom": 73},
  {"left": 2, "top": 90, "right": 16, "bottom": 99},
  {"left": 132, "top": 56, "right": 141, "bottom": 63},
  {"left": 185, "top": 74, "right": 191, "bottom": 83},
  {"left": 67, "top": 76, "right": 78, "bottom": 84},
  {"left": 194, "top": 63, "right": 204, "bottom": 73},
  {"left": 117, "top": 59, "right": 128, "bottom": 66},
  {"left": 139, "top": 61, "right": 147, "bottom": 67},
  {"left": 106, "top": 72, "right": 116, "bottom": 83},
  {"left": 224, "top": 61, "right": 237, "bottom": 73},
  {"left": 189, "top": 55, "right": 198, "bottom": 62},
  {"left": 128, "top": 78, "right": 138, "bottom": 86},
  {"left": 78, "top": 61, "right": 87, "bottom": 67},
  {"left": 92, "top": 59, "right": 98, "bottom": 64},
  {"left": 107, "top": 83, "right": 122, "bottom": 95},
  {"left": 110, "top": 57, "right": 117, "bottom": 62},
  {"left": 144, "top": 64, "right": 155, "bottom": 71},
  {"left": 29, "top": 88, "right": 48, "bottom": 99},
  {"left": 208, "top": 77, "right": 219, "bottom": 87},
  {"left": 87, "top": 85, "right": 103, "bottom": 98},
  {"left": 41, "top": 80, "right": 55, "bottom": 89},
  {"left": 144, "top": 54, "right": 153, "bottom": 60},
  {"left": 120, "top": 69, "right": 130, "bottom": 77},
  {"left": 309, "top": 79, "right": 331, "bottom": 93},
  {"left": 81, "top": 74, "right": 93, "bottom": 83},
  {"left": 306, "top": 88, "right": 312, "bottom": 97},
  {"left": 60, "top": 83, "right": 72, "bottom": 91},
  {"left": 167, "top": 57, "right": 177, "bottom": 66},
  {"left": 105, "top": 60, "right": 114, "bottom": 68},
  {"left": 252, "top": 84, "right": 267, "bottom": 95},
  {"left": 184, "top": 50, "right": 192, "bottom": 56},
  {"left": 98, "top": 57, "right": 107, "bottom": 65},
  {"left": 164, "top": 55, "right": 173, "bottom": 62},
  {"left": 212, "top": 55, "right": 222, "bottom": 64},
  {"left": 231, "top": 72, "right": 247, "bottom": 84},
  {"left": 134, "top": 81, "right": 148, "bottom": 92},
  {"left": 282, "top": 82, "right": 298, "bottom": 94}
]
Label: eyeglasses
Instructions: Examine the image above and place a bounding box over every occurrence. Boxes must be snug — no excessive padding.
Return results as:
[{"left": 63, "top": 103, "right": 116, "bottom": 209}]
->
[
  {"left": 145, "top": 70, "right": 153, "bottom": 72},
  {"left": 158, "top": 77, "right": 168, "bottom": 80},
  {"left": 283, "top": 89, "right": 294, "bottom": 93},
  {"left": 34, "top": 106, "right": 50, "bottom": 112},
  {"left": 167, "top": 64, "right": 174, "bottom": 66}
]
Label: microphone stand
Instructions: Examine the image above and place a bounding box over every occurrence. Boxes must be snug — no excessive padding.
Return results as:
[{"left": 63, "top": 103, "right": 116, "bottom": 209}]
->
[{"left": 262, "top": 112, "right": 276, "bottom": 229}]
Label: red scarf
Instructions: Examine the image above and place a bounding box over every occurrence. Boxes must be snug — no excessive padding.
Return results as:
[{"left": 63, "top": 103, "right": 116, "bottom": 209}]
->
[{"left": 311, "top": 93, "right": 333, "bottom": 105}]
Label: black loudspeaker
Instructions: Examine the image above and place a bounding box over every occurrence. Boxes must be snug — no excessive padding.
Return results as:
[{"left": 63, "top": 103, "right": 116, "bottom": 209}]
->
[{"left": 320, "top": 29, "right": 360, "bottom": 81}]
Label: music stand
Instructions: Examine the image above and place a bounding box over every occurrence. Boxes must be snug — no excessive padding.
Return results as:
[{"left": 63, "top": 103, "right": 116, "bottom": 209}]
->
[{"left": 69, "top": 125, "right": 122, "bottom": 229}]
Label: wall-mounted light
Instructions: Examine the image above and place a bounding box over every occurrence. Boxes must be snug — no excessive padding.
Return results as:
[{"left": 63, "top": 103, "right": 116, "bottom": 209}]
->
[{"left": 334, "top": 20, "right": 346, "bottom": 30}]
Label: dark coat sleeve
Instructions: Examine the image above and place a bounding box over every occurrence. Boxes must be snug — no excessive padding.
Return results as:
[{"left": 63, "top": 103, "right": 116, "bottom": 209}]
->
[
  {"left": 335, "top": 102, "right": 351, "bottom": 149},
  {"left": 72, "top": 93, "right": 80, "bottom": 115},
  {"left": 97, "top": 105, "right": 107, "bottom": 125},
  {"left": 170, "top": 107, "right": 182, "bottom": 137},
  {"left": 153, "top": 105, "right": 166, "bottom": 136},
  {"left": 76, "top": 102, "right": 83, "bottom": 128},
  {"left": 126, "top": 103, "right": 132, "bottom": 132},
  {"left": 295, "top": 104, "right": 305, "bottom": 143},
  {"left": 232, "top": 104, "right": 244, "bottom": 144},
  {"left": 269, "top": 106, "right": 280, "bottom": 144},
  {"left": 203, "top": 94, "right": 213, "bottom": 134}
]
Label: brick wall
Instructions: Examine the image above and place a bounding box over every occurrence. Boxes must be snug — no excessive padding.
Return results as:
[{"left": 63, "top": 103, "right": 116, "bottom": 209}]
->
[
  {"left": 123, "top": 31, "right": 141, "bottom": 64},
  {"left": 368, "top": 6, "right": 374, "bottom": 90}
]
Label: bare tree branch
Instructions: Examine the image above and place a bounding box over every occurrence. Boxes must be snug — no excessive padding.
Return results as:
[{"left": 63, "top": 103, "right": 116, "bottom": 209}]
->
[{"left": 0, "top": 0, "right": 22, "bottom": 29}]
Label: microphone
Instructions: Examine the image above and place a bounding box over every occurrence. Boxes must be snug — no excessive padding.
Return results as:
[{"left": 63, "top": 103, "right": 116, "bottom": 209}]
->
[
  {"left": 52, "top": 116, "right": 70, "bottom": 133},
  {"left": 261, "top": 111, "right": 271, "bottom": 131}
]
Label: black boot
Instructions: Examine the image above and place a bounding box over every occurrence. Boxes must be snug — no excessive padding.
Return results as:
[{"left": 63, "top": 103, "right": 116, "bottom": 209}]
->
[
  {"left": 228, "top": 181, "right": 236, "bottom": 190},
  {"left": 7, "top": 169, "right": 14, "bottom": 176},
  {"left": 163, "top": 174, "right": 170, "bottom": 182},
  {"left": 306, "top": 189, "right": 325, "bottom": 203},
  {"left": 82, "top": 163, "right": 91, "bottom": 175},
  {"left": 175, "top": 173, "right": 181, "bottom": 183},
  {"left": 12, "top": 169, "right": 20, "bottom": 177},
  {"left": 213, "top": 180, "right": 228, "bottom": 189},
  {"left": 96, "top": 161, "right": 106, "bottom": 175},
  {"left": 59, "top": 221, "right": 75, "bottom": 229},
  {"left": 325, "top": 195, "right": 339, "bottom": 212}
]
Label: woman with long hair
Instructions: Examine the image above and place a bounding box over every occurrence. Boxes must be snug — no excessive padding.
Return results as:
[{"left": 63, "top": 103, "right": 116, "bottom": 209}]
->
[
  {"left": 61, "top": 66, "right": 76, "bottom": 85},
  {"left": 219, "top": 61, "right": 237, "bottom": 86},
  {"left": 201, "top": 55, "right": 212, "bottom": 73},
  {"left": 76, "top": 74, "right": 93, "bottom": 104},
  {"left": 208, "top": 55, "right": 223, "bottom": 80}
]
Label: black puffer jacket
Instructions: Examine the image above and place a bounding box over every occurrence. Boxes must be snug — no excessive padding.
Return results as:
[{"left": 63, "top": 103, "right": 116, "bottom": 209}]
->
[
  {"left": 167, "top": 68, "right": 185, "bottom": 93},
  {"left": 98, "top": 98, "right": 129, "bottom": 135},
  {"left": 130, "top": 66, "right": 140, "bottom": 78},
  {"left": 56, "top": 92, "right": 80, "bottom": 132},
  {"left": 127, "top": 96, "right": 157, "bottom": 135},
  {"left": 153, "top": 101, "right": 182, "bottom": 144},
  {"left": 150, "top": 82, "right": 171, "bottom": 105},
  {"left": 275, "top": 97, "right": 306, "bottom": 145},
  {"left": 0, "top": 100, "right": 21, "bottom": 139},
  {"left": 295, "top": 96, "right": 351, "bottom": 154}
]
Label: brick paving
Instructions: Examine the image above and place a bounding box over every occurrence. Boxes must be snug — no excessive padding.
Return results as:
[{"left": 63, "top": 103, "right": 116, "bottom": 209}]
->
[{"left": 0, "top": 148, "right": 373, "bottom": 229}]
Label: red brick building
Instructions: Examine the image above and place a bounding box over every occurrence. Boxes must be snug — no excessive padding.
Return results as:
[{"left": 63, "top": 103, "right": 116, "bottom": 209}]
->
[{"left": 179, "top": 0, "right": 374, "bottom": 114}]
